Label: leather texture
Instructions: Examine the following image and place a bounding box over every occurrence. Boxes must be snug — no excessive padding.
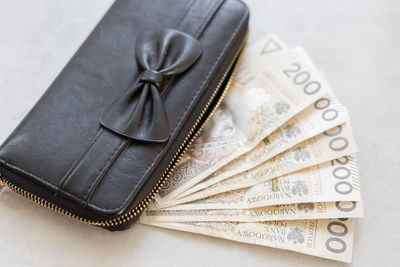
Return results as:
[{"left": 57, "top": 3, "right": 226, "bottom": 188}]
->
[
  {"left": 0, "top": 0, "right": 249, "bottom": 230},
  {"left": 101, "top": 29, "right": 203, "bottom": 142}
]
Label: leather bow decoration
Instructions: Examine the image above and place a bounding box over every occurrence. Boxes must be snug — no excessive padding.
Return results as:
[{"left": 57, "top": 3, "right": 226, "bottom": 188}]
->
[{"left": 101, "top": 29, "right": 203, "bottom": 142}]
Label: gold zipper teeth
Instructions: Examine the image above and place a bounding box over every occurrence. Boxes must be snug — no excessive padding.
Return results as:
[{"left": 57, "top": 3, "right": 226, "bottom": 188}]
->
[{"left": 0, "top": 31, "right": 248, "bottom": 228}]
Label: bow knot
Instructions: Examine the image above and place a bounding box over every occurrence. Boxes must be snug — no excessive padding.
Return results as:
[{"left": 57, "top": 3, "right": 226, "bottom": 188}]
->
[
  {"left": 100, "top": 29, "right": 203, "bottom": 142},
  {"left": 139, "top": 70, "right": 164, "bottom": 89}
]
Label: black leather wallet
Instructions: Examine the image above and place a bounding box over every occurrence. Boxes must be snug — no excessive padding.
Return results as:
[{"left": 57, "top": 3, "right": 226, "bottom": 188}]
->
[{"left": 0, "top": 0, "right": 249, "bottom": 231}]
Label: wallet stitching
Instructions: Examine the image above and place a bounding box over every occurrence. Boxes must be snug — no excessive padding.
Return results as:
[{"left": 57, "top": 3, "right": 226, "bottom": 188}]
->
[
  {"left": 82, "top": 139, "right": 129, "bottom": 205},
  {"left": 91, "top": 8, "right": 248, "bottom": 211},
  {"left": 0, "top": 1, "right": 248, "bottom": 213},
  {"left": 175, "top": 0, "right": 196, "bottom": 27},
  {"left": 194, "top": 0, "right": 223, "bottom": 38},
  {"left": 0, "top": 158, "right": 49, "bottom": 185},
  {"left": 0, "top": 157, "right": 94, "bottom": 204},
  {"left": 58, "top": 128, "right": 104, "bottom": 190}
]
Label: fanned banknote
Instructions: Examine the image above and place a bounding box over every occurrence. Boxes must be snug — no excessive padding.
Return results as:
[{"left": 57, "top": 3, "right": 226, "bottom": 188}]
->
[
  {"left": 140, "top": 219, "right": 355, "bottom": 263},
  {"left": 140, "top": 35, "right": 362, "bottom": 263},
  {"left": 140, "top": 201, "right": 362, "bottom": 222}
]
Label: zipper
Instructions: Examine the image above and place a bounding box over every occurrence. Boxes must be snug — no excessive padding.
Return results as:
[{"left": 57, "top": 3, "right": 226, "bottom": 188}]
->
[{"left": 0, "top": 31, "right": 248, "bottom": 228}]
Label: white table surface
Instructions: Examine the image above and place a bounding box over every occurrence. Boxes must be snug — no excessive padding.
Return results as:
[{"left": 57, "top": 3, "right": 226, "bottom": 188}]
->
[{"left": 0, "top": 0, "right": 399, "bottom": 266}]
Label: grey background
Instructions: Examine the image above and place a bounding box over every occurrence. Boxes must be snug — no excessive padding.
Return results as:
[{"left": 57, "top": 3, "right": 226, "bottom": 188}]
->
[{"left": 0, "top": 0, "right": 399, "bottom": 266}]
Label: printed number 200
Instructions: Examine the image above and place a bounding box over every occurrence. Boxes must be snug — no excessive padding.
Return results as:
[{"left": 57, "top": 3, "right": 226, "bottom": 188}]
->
[{"left": 283, "top": 63, "right": 321, "bottom": 95}]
